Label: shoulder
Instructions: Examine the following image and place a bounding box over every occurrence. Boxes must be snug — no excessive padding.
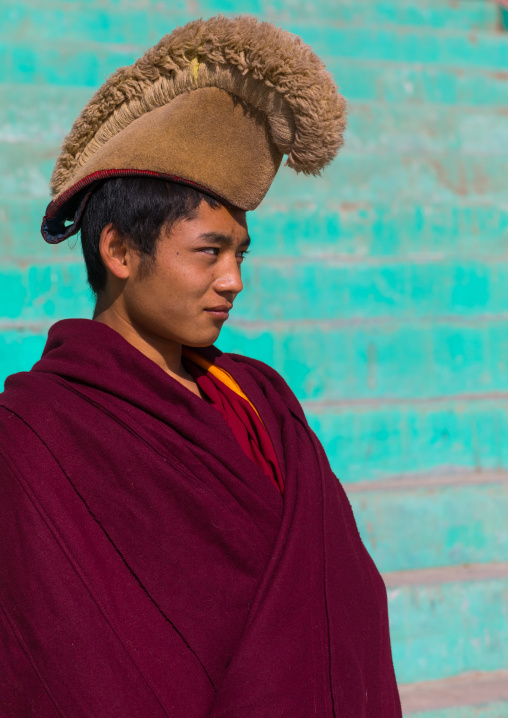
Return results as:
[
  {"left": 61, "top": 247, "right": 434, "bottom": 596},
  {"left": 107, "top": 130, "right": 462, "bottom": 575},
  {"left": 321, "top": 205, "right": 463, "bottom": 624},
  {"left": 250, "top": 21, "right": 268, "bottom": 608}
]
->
[
  {"left": 0, "top": 373, "right": 70, "bottom": 497},
  {"left": 0, "top": 402, "right": 52, "bottom": 498},
  {"left": 1, "top": 368, "right": 52, "bottom": 410},
  {"left": 0, "top": 370, "right": 63, "bottom": 446},
  {"left": 0, "top": 393, "right": 42, "bottom": 455}
]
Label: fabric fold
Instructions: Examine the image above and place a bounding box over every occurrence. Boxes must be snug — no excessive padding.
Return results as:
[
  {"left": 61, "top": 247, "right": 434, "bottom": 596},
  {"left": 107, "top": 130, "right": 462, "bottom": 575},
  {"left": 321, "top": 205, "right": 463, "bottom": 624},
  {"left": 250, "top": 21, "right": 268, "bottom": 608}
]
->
[{"left": 182, "top": 352, "right": 284, "bottom": 495}]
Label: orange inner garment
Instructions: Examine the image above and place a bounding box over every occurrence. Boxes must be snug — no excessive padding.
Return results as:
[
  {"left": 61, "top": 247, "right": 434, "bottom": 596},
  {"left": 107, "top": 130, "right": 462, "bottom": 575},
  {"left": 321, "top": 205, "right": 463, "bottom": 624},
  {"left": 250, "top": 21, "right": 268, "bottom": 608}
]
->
[{"left": 182, "top": 347, "right": 263, "bottom": 423}]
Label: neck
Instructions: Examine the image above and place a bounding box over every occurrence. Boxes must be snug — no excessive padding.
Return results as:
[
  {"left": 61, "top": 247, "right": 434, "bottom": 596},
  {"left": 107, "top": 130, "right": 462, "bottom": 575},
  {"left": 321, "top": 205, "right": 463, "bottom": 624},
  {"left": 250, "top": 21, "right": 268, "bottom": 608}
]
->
[{"left": 93, "top": 300, "right": 188, "bottom": 381}]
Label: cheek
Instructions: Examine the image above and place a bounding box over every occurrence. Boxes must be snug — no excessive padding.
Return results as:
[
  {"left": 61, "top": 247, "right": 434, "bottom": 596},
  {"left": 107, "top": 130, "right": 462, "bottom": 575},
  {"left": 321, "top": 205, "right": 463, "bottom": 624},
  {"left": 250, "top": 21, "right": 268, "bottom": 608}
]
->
[
  {"left": 127, "top": 260, "right": 208, "bottom": 320},
  {"left": 163, "top": 253, "right": 215, "bottom": 296}
]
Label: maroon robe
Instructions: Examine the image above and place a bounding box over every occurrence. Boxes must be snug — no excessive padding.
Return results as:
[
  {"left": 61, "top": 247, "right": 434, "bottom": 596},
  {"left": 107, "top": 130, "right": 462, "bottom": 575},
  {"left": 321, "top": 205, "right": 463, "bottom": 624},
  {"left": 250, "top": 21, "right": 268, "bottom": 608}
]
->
[{"left": 0, "top": 318, "right": 401, "bottom": 717}]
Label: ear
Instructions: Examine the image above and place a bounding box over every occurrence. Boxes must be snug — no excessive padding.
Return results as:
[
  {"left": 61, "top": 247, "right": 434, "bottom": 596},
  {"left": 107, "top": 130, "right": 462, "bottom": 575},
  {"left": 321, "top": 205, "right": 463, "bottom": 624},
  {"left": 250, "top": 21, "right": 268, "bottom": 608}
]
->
[{"left": 98, "top": 223, "right": 135, "bottom": 281}]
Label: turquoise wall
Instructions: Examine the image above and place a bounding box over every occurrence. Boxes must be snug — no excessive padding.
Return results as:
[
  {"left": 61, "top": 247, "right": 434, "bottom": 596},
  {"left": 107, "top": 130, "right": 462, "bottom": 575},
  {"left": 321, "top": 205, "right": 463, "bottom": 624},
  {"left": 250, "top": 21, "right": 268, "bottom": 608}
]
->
[{"left": 1, "top": 0, "right": 508, "bottom": 714}]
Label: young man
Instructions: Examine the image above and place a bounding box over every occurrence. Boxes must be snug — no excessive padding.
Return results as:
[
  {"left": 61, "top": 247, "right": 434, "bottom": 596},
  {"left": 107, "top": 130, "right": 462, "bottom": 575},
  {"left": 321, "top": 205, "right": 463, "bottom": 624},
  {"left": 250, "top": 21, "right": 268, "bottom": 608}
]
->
[{"left": 0, "top": 16, "right": 402, "bottom": 717}]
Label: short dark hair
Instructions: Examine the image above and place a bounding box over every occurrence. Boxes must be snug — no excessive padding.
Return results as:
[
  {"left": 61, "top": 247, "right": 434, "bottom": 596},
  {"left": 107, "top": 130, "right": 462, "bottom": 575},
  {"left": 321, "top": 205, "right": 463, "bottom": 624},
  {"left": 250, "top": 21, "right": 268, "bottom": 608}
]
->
[{"left": 79, "top": 177, "right": 222, "bottom": 294}]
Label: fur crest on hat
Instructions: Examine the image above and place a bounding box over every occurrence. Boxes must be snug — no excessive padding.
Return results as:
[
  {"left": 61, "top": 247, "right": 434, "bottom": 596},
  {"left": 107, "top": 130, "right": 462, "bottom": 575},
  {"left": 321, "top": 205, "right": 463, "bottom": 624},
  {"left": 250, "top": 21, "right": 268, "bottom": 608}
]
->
[{"left": 50, "top": 15, "right": 347, "bottom": 197}]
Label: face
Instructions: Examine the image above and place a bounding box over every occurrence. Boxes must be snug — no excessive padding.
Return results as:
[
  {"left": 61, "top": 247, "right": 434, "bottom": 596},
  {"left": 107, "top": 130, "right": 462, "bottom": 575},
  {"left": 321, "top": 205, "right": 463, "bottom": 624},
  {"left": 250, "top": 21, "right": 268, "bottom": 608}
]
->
[{"left": 117, "top": 201, "right": 249, "bottom": 347}]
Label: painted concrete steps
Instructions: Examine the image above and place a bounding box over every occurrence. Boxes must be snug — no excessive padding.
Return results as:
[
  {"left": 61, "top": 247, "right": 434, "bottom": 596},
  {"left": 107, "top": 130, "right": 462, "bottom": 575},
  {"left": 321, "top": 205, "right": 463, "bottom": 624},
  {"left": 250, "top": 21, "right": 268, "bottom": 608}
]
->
[
  {"left": 382, "top": 563, "right": 508, "bottom": 685},
  {"left": 240, "top": 260, "right": 508, "bottom": 321},
  {"left": 242, "top": 201, "right": 508, "bottom": 259},
  {"left": 323, "top": 60, "right": 508, "bottom": 105},
  {"left": 230, "top": 328, "right": 508, "bottom": 397},
  {"left": 407, "top": 702, "right": 508, "bottom": 718},
  {"left": 345, "top": 474, "right": 508, "bottom": 572},
  {"left": 268, "top": 152, "right": 507, "bottom": 204},
  {"left": 305, "top": 25, "right": 508, "bottom": 70},
  {"left": 6, "top": 257, "right": 508, "bottom": 402},
  {"left": 1, "top": 0, "right": 500, "bottom": 39},
  {"left": 318, "top": 59, "right": 508, "bottom": 106},
  {"left": 268, "top": 153, "right": 507, "bottom": 204},
  {"left": 400, "top": 669, "right": 508, "bottom": 716},
  {"left": 301, "top": 399, "right": 508, "bottom": 482},
  {"left": 3, "top": 30, "right": 508, "bottom": 88},
  {"left": 271, "top": 319, "right": 508, "bottom": 400},
  {"left": 0, "top": 329, "right": 50, "bottom": 390},
  {"left": 344, "top": 103, "right": 508, "bottom": 156}
]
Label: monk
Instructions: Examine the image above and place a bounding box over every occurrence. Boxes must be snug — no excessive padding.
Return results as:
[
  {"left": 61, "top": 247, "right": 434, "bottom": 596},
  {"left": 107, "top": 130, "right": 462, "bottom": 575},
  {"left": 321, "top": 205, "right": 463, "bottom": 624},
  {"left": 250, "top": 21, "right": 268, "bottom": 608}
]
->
[{"left": 0, "top": 15, "right": 402, "bottom": 717}]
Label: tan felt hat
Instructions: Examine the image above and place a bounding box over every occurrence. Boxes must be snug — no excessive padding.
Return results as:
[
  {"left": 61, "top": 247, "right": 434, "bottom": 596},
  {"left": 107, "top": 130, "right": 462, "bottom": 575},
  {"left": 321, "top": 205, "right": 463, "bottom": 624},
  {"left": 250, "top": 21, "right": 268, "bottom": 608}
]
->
[{"left": 41, "top": 15, "right": 347, "bottom": 244}]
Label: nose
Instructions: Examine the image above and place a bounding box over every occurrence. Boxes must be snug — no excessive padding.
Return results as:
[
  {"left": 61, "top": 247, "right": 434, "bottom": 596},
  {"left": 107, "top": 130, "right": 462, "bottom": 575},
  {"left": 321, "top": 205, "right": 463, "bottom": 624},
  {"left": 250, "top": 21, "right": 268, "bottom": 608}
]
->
[{"left": 213, "top": 255, "right": 244, "bottom": 296}]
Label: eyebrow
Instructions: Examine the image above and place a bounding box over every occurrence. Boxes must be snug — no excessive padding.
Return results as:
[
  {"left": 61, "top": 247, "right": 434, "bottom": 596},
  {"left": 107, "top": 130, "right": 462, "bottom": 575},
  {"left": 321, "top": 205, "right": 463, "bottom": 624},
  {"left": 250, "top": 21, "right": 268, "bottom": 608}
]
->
[{"left": 196, "top": 232, "right": 251, "bottom": 248}]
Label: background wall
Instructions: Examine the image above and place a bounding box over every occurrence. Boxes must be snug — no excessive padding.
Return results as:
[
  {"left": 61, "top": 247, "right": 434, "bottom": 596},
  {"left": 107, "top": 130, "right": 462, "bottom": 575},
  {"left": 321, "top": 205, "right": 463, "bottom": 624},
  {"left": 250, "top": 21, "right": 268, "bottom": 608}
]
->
[{"left": 1, "top": 0, "right": 508, "bottom": 715}]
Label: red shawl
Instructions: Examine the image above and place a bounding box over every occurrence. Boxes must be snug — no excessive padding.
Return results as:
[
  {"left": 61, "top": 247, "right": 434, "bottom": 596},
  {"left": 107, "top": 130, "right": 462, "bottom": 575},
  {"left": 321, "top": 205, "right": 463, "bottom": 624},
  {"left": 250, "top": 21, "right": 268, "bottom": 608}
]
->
[{"left": 0, "top": 319, "right": 401, "bottom": 717}]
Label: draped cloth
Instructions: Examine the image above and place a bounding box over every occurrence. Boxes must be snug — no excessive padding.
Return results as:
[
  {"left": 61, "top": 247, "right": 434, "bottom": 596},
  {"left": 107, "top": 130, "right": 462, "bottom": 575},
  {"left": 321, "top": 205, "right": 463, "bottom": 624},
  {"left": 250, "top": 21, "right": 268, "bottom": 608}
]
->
[
  {"left": 0, "top": 319, "right": 402, "bottom": 718},
  {"left": 181, "top": 350, "right": 284, "bottom": 495}
]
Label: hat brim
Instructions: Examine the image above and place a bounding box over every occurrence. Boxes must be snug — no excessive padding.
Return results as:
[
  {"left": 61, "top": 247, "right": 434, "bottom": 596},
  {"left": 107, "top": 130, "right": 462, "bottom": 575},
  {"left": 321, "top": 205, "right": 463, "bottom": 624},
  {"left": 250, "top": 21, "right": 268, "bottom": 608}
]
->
[{"left": 41, "top": 168, "right": 228, "bottom": 244}]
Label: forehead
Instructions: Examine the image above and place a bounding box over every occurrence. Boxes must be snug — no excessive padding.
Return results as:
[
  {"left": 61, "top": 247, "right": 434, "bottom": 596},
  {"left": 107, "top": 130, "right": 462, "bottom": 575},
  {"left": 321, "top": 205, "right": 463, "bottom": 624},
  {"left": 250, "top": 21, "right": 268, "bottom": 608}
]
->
[{"left": 169, "top": 201, "right": 249, "bottom": 245}]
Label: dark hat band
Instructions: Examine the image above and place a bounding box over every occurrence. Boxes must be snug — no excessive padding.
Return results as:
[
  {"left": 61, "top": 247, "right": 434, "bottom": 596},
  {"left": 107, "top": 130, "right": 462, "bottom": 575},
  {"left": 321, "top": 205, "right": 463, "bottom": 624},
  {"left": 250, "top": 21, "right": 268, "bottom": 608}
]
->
[{"left": 41, "top": 168, "right": 226, "bottom": 244}]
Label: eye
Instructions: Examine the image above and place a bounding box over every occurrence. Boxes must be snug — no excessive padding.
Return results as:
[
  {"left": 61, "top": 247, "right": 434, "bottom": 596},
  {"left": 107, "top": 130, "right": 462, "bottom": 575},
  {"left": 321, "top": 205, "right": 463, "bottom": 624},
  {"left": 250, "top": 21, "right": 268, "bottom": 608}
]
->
[{"left": 199, "top": 247, "right": 250, "bottom": 259}]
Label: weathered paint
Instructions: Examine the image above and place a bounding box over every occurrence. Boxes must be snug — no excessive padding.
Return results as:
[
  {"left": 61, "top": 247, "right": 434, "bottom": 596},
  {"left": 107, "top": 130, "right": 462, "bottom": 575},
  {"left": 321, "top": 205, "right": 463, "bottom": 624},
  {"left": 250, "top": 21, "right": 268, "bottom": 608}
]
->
[
  {"left": 400, "top": 667, "right": 508, "bottom": 717},
  {"left": 303, "top": 400, "right": 508, "bottom": 483},
  {"left": 349, "top": 483, "right": 508, "bottom": 572},
  {"left": 408, "top": 703, "right": 508, "bottom": 718},
  {"left": 388, "top": 577, "right": 508, "bottom": 684},
  {"left": 0, "top": 0, "right": 500, "bottom": 40},
  {"left": 334, "top": 60, "right": 508, "bottom": 106},
  {"left": 0, "top": 329, "right": 48, "bottom": 383}
]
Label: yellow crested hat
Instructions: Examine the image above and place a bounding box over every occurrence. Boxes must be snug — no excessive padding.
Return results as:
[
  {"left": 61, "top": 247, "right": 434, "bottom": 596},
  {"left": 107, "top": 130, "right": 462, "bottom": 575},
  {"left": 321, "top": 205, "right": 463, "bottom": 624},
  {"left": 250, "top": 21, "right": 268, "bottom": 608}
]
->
[{"left": 42, "top": 15, "right": 347, "bottom": 243}]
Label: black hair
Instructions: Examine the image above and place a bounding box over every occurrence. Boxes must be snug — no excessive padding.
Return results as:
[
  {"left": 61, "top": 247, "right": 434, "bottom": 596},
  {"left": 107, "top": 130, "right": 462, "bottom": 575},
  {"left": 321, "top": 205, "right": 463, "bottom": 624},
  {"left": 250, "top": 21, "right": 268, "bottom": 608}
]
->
[{"left": 79, "top": 177, "right": 222, "bottom": 294}]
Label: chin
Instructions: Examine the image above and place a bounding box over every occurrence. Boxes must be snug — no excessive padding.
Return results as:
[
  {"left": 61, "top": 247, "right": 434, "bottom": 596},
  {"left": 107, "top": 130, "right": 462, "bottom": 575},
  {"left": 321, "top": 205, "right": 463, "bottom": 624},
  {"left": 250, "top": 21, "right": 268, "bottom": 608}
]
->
[{"left": 183, "top": 329, "right": 222, "bottom": 348}]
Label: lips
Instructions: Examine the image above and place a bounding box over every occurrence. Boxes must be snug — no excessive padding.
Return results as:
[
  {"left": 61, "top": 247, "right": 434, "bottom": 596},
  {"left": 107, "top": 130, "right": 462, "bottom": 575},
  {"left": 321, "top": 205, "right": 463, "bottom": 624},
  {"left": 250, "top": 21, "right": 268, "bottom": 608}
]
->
[
  {"left": 204, "top": 305, "right": 231, "bottom": 320},
  {"left": 206, "top": 304, "right": 232, "bottom": 312}
]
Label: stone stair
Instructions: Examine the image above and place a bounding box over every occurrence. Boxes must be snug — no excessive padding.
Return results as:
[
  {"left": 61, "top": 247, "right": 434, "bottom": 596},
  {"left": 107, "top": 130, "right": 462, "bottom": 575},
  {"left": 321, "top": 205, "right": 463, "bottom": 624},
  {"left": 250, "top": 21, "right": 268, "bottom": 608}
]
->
[
  {"left": 346, "top": 472, "right": 508, "bottom": 715},
  {"left": 400, "top": 669, "right": 508, "bottom": 716}
]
